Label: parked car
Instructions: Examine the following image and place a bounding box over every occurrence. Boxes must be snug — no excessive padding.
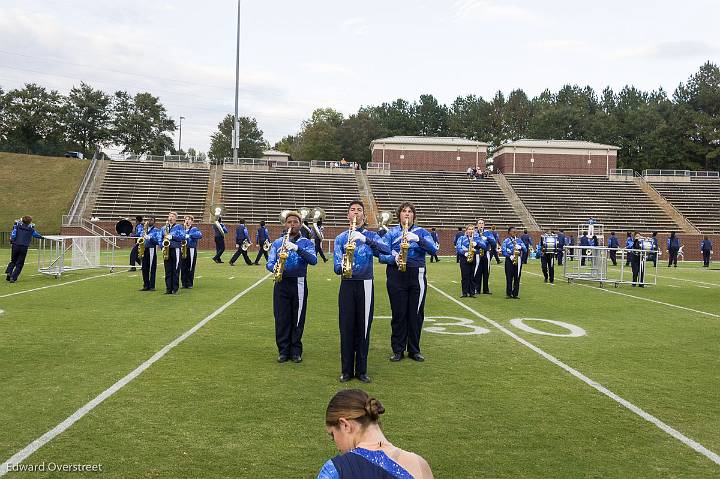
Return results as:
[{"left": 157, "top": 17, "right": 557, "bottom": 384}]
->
[{"left": 64, "top": 151, "right": 84, "bottom": 159}]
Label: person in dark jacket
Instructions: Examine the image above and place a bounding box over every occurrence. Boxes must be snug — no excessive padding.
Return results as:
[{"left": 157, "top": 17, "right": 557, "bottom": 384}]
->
[
  {"left": 212, "top": 216, "right": 228, "bottom": 263},
  {"left": 453, "top": 227, "right": 463, "bottom": 263},
  {"left": 667, "top": 232, "right": 681, "bottom": 267},
  {"left": 6, "top": 216, "right": 43, "bottom": 283},
  {"left": 229, "top": 219, "right": 253, "bottom": 266},
  {"left": 429, "top": 227, "right": 440, "bottom": 263},
  {"left": 700, "top": 236, "right": 713, "bottom": 267},
  {"left": 519, "top": 229, "right": 532, "bottom": 264},
  {"left": 607, "top": 231, "right": 620, "bottom": 266}
]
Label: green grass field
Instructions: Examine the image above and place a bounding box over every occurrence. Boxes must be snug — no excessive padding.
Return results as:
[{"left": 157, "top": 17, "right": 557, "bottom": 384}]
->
[{"left": 1, "top": 250, "right": 719, "bottom": 478}]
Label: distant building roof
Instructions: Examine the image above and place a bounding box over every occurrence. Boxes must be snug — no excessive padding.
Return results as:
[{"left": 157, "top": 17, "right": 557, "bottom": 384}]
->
[
  {"left": 262, "top": 149, "right": 291, "bottom": 157},
  {"left": 497, "top": 139, "right": 619, "bottom": 151},
  {"left": 371, "top": 136, "right": 489, "bottom": 148}
]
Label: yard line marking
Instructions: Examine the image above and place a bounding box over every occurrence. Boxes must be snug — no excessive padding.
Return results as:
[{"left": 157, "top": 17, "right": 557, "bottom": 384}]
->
[
  {"left": 228, "top": 276, "right": 235, "bottom": 280},
  {"left": 668, "top": 285, "right": 681, "bottom": 288},
  {"left": 526, "top": 271, "right": 720, "bottom": 319},
  {"left": 656, "top": 275, "right": 720, "bottom": 287},
  {"left": 697, "top": 285, "right": 711, "bottom": 289},
  {"left": 0, "top": 273, "right": 271, "bottom": 476},
  {"left": 0, "top": 272, "right": 121, "bottom": 299},
  {"left": 428, "top": 283, "right": 720, "bottom": 467}
]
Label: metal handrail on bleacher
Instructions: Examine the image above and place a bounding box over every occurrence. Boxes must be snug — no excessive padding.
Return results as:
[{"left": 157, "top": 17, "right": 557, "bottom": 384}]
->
[
  {"left": 609, "top": 168, "right": 634, "bottom": 177},
  {"left": 642, "top": 169, "right": 720, "bottom": 178},
  {"left": 108, "top": 153, "right": 208, "bottom": 164}
]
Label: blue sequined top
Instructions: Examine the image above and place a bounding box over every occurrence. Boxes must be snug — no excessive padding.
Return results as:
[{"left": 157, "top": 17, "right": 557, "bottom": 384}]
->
[{"left": 317, "top": 448, "right": 415, "bottom": 479}]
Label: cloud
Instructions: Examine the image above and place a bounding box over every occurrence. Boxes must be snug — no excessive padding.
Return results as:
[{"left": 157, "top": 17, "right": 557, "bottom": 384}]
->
[
  {"left": 614, "top": 41, "right": 719, "bottom": 60},
  {"left": 452, "top": 0, "right": 535, "bottom": 22}
]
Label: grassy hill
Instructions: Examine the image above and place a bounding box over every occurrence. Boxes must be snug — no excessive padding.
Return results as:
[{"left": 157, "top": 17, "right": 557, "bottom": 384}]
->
[{"left": 0, "top": 152, "right": 89, "bottom": 234}]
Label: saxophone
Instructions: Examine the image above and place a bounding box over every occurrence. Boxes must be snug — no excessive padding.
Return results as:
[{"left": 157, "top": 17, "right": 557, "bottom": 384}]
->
[
  {"left": 467, "top": 234, "right": 476, "bottom": 263},
  {"left": 397, "top": 218, "right": 410, "bottom": 272},
  {"left": 512, "top": 238, "right": 521, "bottom": 265},
  {"left": 162, "top": 222, "right": 171, "bottom": 261},
  {"left": 341, "top": 216, "right": 357, "bottom": 279},
  {"left": 273, "top": 228, "right": 291, "bottom": 282},
  {"left": 181, "top": 226, "right": 189, "bottom": 259},
  {"left": 137, "top": 221, "right": 149, "bottom": 260}
]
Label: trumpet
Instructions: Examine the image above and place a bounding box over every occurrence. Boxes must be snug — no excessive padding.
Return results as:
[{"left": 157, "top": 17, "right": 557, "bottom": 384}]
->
[
  {"left": 263, "top": 239, "right": 271, "bottom": 252},
  {"left": 512, "top": 239, "right": 521, "bottom": 266},
  {"left": 397, "top": 218, "right": 410, "bottom": 272},
  {"left": 467, "top": 234, "right": 476, "bottom": 264},
  {"left": 137, "top": 220, "right": 149, "bottom": 260},
  {"left": 341, "top": 216, "right": 357, "bottom": 279},
  {"left": 162, "top": 223, "right": 171, "bottom": 261},
  {"left": 273, "top": 228, "right": 291, "bottom": 282}
]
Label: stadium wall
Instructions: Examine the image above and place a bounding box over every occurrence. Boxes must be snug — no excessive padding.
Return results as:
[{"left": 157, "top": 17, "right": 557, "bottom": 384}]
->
[
  {"left": 492, "top": 152, "right": 617, "bottom": 175},
  {"left": 370, "top": 149, "right": 488, "bottom": 172}
]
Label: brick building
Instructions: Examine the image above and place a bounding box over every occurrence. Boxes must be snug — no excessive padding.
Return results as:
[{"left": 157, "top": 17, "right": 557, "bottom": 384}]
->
[
  {"left": 491, "top": 139, "right": 619, "bottom": 175},
  {"left": 370, "top": 136, "right": 488, "bottom": 171}
]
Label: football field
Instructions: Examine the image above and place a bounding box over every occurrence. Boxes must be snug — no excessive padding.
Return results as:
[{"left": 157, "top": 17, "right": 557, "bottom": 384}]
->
[{"left": 1, "top": 249, "right": 719, "bottom": 478}]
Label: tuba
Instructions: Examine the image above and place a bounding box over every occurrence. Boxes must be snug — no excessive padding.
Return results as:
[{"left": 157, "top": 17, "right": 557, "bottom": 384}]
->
[
  {"left": 241, "top": 239, "right": 251, "bottom": 251},
  {"left": 310, "top": 207, "right": 326, "bottom": 241},
  {"left": 263, "top": 239, "right": 271, "bottom": 252},
  {"left": 397, "top": 218, "right": 410, "bottom": 272},
  {"left": 273, "top": 228, "right": 291, "bottom": 282},
  {"left": 378, "top": 210, "right": 393, "bottom": 235},
  {"left": 162, "top": 222, "right": 171, "bottom": 261},
  {"left": 341, "top": 216, "right": 357, "bottom": 279},
  {"left": 137, "top": 220, "right": 149, "bottom": 260}
]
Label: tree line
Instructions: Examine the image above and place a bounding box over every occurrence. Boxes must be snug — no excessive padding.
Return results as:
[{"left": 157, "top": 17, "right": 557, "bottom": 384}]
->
[{"left": 2, "top": 62, "right": 719, "bottom": 171}]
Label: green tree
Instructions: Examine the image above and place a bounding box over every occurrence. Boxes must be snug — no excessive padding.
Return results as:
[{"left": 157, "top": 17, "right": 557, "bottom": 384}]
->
[
  {"left": 208, "top": 114, "right": 265, "bottom": 161},
  {"left": 0, "top": 83, "right": 64, "bottom": 155},
  {"left": 338, "top": 111, "right": 383, "bottom": 166},
  {"left": 274, "top": 135, "right": 299, "bottom": 159},
  {"left": 503, "top": 89, "right": 532, "bottom": 141},
  {"left": 362, "top": 99, "right": 417, "bottom": 137},
  {"left": 61, "top": 82, "right": 112, "bottom": 154},
  {"left": 415, "top": 94, "right": 448, "bottom": 136},
  {"left": 111, "top": 91, "right": 176, "bottom": 155},
  {"left": 448, "top": 95, "right": 493, "bottom": 141},
  {"left": 295, "top": 108, "right": 344, "bottom": 161}
]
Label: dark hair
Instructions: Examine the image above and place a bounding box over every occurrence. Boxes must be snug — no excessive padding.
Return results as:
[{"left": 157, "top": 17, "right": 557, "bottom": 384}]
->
[
  {"left": 325, "top": 389, "right": 385, "bottom": 428},
  {"left": 260, "top": 220, "right": 266, "bottom": 226},
  {"left": 135, "top": 216, "right": 143, "bottom": 222},
  {"left": 507, "top": 226, "right": 514, "bottom": 233},
  {"left": 611, "top": 231, "right": 615, "bottom": 235},
  {"left": 670, "top": 231, "right": 676, "bottom": 237},
  {"left": 395, "top": 202, "right": 416, "bottom": 222},
  {"left": 239, "top": 218, "right": 245, "bottom": 224},
  {"left": 431, "top": 227, "right": 436, "bottom": 231},
  {"left": 457, "top": 227, "right": 463, "bottom": 231},
  {"left": 652, "top": 231, "right": 657, "bottom": 237},
  {"left": 348, "top": 200, "right": 364, "bottom": 211},
  {"left": 22, "top": 215, "right": 32, "bottom": 224}
]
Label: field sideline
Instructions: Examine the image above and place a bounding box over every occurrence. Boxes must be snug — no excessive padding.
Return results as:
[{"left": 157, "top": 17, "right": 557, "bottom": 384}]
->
[{"left": 1, "top": 249, "right": 719, "bottom": 478}]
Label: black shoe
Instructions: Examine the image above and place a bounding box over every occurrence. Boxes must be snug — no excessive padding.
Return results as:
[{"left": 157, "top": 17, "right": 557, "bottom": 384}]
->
[
  {"left": 544, "top": 279, "right": 548, "bottom": 283},
  {"left": 483, "top": 291, "right": 491, "bottom": 295},
  {"left": 129, "top": 267, "right": 137, "bottom": 272},
  {"left": 229, "top": 262, "right": 235, "bottom": 266},
  {"left": 9, "top": 278, "right": 16, "bottom": 283},
  {"left": 164, "top": 291, "right": 173, "bottom": 294},
  {"left": 469, "top": 294, "right": 476, "bottom": 298},
  {"left": 6, "top": 274, "right": 11, "bottom": 281},
  {"left": 148, "top": 288, "right": 155, "bottom": 291},
  {"left": 461, "top": 294, "right": 468, "bottom": 298},
  {"left": 339, "top": 373, "right": 352, "bottom": 383},
  {"left": 512, "top": 296, "right": 520, "bottom": 299},
  {"left": 409, "top": 353, "right": 425, "bottom": 362},
  {"left": 212, "top": 258, "right": 220, "bottom": 264},
  {"left": 506, "top": 295, "right": 513, "bottom": 299},
  {"left": 253, "top": 262, "right": 259, "bottom": 265},
  {"left": 277, "top": 355, "right": 289, "bottom": 363},
  {"left": 292, "top": 355, "right": 302, "bottom": 363},
  {"left": 389, "top": 352, "right": 403, "bottom": 362},
  {"left": 357, "top": 374, "right": 372, "bottom": 383},
  {"left": 182, "top": 286, "right": 189, "bottom": 289},
  {"left": 139, "top": 287, "right": 150, "bottom": 291}
]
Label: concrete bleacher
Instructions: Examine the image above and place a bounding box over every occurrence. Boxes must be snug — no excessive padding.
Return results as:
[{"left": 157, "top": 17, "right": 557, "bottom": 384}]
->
[
  {"left": 504, "top": 174, "right": 678, "bottom": 232},
  {"left": 367, "top": 170, "right": 521, "bottom": 229},
  {"left": 649, "top": 178, "right": 720, "bottom": 233},
  {"left": 92, "top": 161, "right": 209, "bottom": 220},
  {"left": 222, "top": 169, "right": 361, "bottom": 226}
]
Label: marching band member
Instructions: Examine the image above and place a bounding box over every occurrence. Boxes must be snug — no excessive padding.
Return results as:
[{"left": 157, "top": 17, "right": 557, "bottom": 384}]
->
[
  {"left": 379, "top": 202, "right": 437, "bottom": 363},
  {"left": 180, "top": 215, "right": 203, "bottom": 289},
  {"left": 650, "top": 232, "right": 659, "bottom": 267},
  {"left": 453, "top": 227, "right": 464, "bottom": 263},
  {"left": 490, "top": 225, "right": 501, "bottom": 264},
  {"left": 429, "top": 227, "right": 440, "bottom": 263},
  {"left": 333, "top": 201, "right": 390, "bottom": 383},
  {"left": 556, "top": 229, "right": 566, "bottom": 266},
  {"left": 667, "top": 232, "right": 681, "bottom": 267},
  {"left": 456, "top": 224, "right": 477, "bottom": 297},
  {"left": 630, "top": 232, "right": 646, "bottom": 287},
  {"left": 624, "top": 232, "right": 633, "bottom": 266},
  {"left": 520, "top": 228, "right": 532, "bottom": 265},
  {"left": 607, "top": 231, "right": 620, "bottom": 266},
  {"left": 539, "top": 229, "right": 558, "bottom": 284},
  {"left": 701, "top": 235, "right": 713, "bottom": 267},
  {"left": 212, "top": 216, "right": 228, "bottom": 263},
  {"left": 473, "top": 219, "right": 497, "bottom": 295},
  {"left": 253, "top": 220, "right": 270, "bottom": 265},
  {"left": 5, "top": 216, "right": 43, "bottom": 283},
  {"left": 313, "top": 219, "right": 328, "bottom": 263},
  {"left": 267, "top": 211, "right": 317, "bottom": 363},
  {"left": 162, "top": 212, "right": 186, "bottom": 295},
  {"left": 129, "top": 215, "right": 143, "bottom": 271},
  {"left": 580, "top": 232, "right": 590, "bottom": 266},
  {"left": 140, "top": 217, "right": 160, "bottom": 291},
  {"left": 229, "top": 218, "right": 253, "bottom": 266},
  {"left": 503, "top": 226, "right": 527, "bottom": 299}
]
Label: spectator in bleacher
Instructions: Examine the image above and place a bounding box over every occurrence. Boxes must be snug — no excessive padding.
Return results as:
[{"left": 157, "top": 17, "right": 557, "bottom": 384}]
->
[
  {"left": 502, "top": 226, "right": 526, "bottom": 299},
  {"left": 466, "top": 167, "right": 474, "bottom": 179},
  {"left": 379, "top": 202, "right": 437, "bottom": 363},
  {"left": 579, "top": 232, "right": 590, "bottom": 266},
  {"left": 140, "top": 217, "right": 161, "bottom": 291},
  {"left": 212, "top": 216, "right": 228, "bottom": 263},
  {"left": 456, "top": 225, "right": 477, "bottom": 297},
  {"left": 587, "top": 217, "right": 597, "bottom": 237},
  {"left": 230, "top": 219, "right": 253, "bottom": 266},
  {"left": 608, "top": 231, "right": 620, "bottom": 266},
  {"left": 429, "top": 228, "right": 440, "bottom": 263},
  {"left": 454, "top": 227, "right": 464, "bottom": 263},
  {"left": 129, "top": 215, "right": 144, "bottom": 271},
  {"left": 701, "top": 236, "right": 713, "bottom": 267},
  {"left": 624, "top": 232, "right": 633, "bottom": 266},
  {"left": 313, "top": 219, "right": 328, "bottom": 263},
  {"left": 557, "top": 229, "right": 566, "bottom": 266},
  {"left": 161, "top": 212, "right": 186, "bottom": 295},
  {"left": 667, "top": 232, "right": 681, "bottom": 267},
  {"left": 490, "top": 225, "right": 501, "bottom": 264},
  {"left": 474, "top": 219, "right": 497, "bottom": 295},
  {"left": 520, "top": 229, "right": 532, "bottom": 265},
  {"left": 650, "top": 232, "right": 659, "bottom": 267},
  {"left": 5, "top": 216, "right": 43, "bottom": 283},
  {"left": 254, "top": 220, "right": 270, "bottom": 265},
  {"left": 180, "top": 215, "right": 203, "bottom": 289}
]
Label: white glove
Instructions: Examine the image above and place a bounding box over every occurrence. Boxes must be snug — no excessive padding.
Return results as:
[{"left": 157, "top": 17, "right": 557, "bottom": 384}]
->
[
  {"left": 406, "top": 232, "right": 420, "bottom": 243},
  {"left": 185, "top": 234, "right": 190, "bottom": 240},
  {"left": 465, "top": 252, "right": 470, "bottom": 258},
  {"left": 350, "top": 231, "right": 366, "bottom": 243},
  {"left": 481, "top": 235, "right": 487, "bottom": 241},
  {"left": 144, "top": 234, "right": 150, "bottom": 240},
  {"left": 286, "top": 242, "right": 299, "bottom": 251}
]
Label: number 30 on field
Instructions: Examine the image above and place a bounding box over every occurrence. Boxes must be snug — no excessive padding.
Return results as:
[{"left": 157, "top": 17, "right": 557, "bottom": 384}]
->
[{"left": 423, "top": 317, "right": 586, "bottom": 338}]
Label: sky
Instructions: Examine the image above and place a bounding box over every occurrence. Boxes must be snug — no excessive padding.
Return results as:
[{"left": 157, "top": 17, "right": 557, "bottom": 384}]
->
[{"left": 0, "top": 1, "right": 718, "bottom": 154}]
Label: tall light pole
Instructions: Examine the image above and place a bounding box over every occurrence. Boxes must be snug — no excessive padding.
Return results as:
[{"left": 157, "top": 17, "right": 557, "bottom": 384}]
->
[
  {"left": 233, "top": 0, "right": 241, "bottom": 162},
  {"left": 178, "top": 116, "right": 186, "bottom": 153}
]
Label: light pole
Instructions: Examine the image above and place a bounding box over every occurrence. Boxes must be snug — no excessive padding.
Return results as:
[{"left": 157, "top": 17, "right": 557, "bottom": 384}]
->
[
  {"left": 233, "top": 0, "right": 241, "bottom": 162},
  {"left": 178, "top": 116, "right": 185, "bottom": 153}
]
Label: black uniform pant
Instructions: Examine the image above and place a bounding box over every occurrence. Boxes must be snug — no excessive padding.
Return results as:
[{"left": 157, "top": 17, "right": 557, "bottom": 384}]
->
[
  {"left": 490, "top": 246, "right": 501, "bottom": 264},
  {"left": 181, "top": 247, "right": 197, "bottom": 288},
  {"left": 580, "top": 248, "right": 588, "bottom": 266},
  {"left": 141, "top": 246, "right": 158, "bottom": 289},
  {"left": 254, "top": 248, "right": 269, "bottom": 264},
  {"left": 338, "top": 279, "right": 374, "bottom": 376},
  {"left": 315, "top": 240, "right": 328, "bottom": 262},
  {"left": 631, "top": 255, "right": 645, "bottom": 285},
  {"left": 521, "top": 248, "right": 529, "bottom": 265},
  {"left": 703, "top": 250, "right": 711, "bottom": 267},
  {"left": 456, "top": 252, "right": 461, "bottom": 263},
  {"left": 541, "top": 253, "right": 555, "bottom": 282},
  {"left": 609, "top": 249, "right": 617, "bottom": 266},
  {"left": 459, "top": 257, "right": 474, "bottom": 295},
  {"left": 386, "top": 266, "right": 427, "bottom": 356},
  {"left": 213, "top": 237, "right": 225, "bottom": 261},
  {"left": 505, "top": 257, "right": 522, "bottom": 297},
  {"left": 5, "top": 244, "right": 29, "bottom": 281},
  {"left": 230, "top": 247, "right": 252, "bottom": 265},
  {"left": 129, "top": 243, "right": 141, "bottom": 266},
  {"left": 557, "top": 248, "right": 564, "bottom": 266},
  {"left": 668, "top": 248, "right": 678, "bottom": 267},
  {"left": 274, "top": 276, "right": 309, "bottom": 357},
  {"left": 164, "top": 247, "right": 181, "bottom": 293},
  {"left": 473, "top": 251, "right": 491, "bottom": 293},
  {"left": 429, "top": 253, "right": 439, "bottom": 262}
]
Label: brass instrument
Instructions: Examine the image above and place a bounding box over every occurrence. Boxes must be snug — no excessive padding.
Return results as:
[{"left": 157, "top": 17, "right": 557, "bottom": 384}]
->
[
  {"left": 263, "top": 239, "right": 271, "bottom": 252},
  {"left": 397, "top": 218, "right": 410, "bottom": 272},
  {"left": 214, "top": 218, "right": 225, "bottom": 237},
  {"left": 162, "top": 222, "right": 171, "bottom": 261},
  {"left": 478, "top": 233, "right": 485, "bottom": 257},
  {"left": 378, "top": 210, "right": 393, "bottom": 235},
  {"left": 341, "top": 216, "right": 357, "bottom": 279},
  {"left": 137, "top": 220, "right": 149, "bottom": 260},
  {"left": 273, "top": 228, "right": 291, "bottom": 282},
  {"left": 310, "top": 207, "right": 326, "bottom": 241},
  {"left": 467, "top": 234, "right": 476, "bottom": 264},
  {"left": 512, "top": 238, "right": 521, "bottom": 266},
  {"left": 241, "top": 239, "right": 251, "bottom": 251}
]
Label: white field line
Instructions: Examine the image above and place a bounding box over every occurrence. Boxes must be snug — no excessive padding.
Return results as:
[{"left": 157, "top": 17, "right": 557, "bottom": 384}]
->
[
  {"left": 428, "top": 283, "right": 720, "bottom": 467},
  {"left": 656, "top": 275, "right": 720, "bottom": 287},
  {"left": 0, "top": 273, "right": 271, "bottom": 476},
  {"left": 0, "top": 272, "right": 121, "bottom": 299},
  {"left": 668, "top": 285, "right": 681, "bottom": 288},
  {"left": 525, "top": 271, "right": 720, "bottom": 319}
]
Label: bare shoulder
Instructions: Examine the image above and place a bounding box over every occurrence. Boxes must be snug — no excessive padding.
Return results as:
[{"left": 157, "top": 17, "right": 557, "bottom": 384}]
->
[{"left": 397, "top": 450, "right": 433, "bottom": 479}]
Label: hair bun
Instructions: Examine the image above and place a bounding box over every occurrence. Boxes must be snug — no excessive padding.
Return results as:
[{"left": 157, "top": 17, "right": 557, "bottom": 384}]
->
[{"left": 365, "top": 397, "right": 385, "bottom": 420}]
